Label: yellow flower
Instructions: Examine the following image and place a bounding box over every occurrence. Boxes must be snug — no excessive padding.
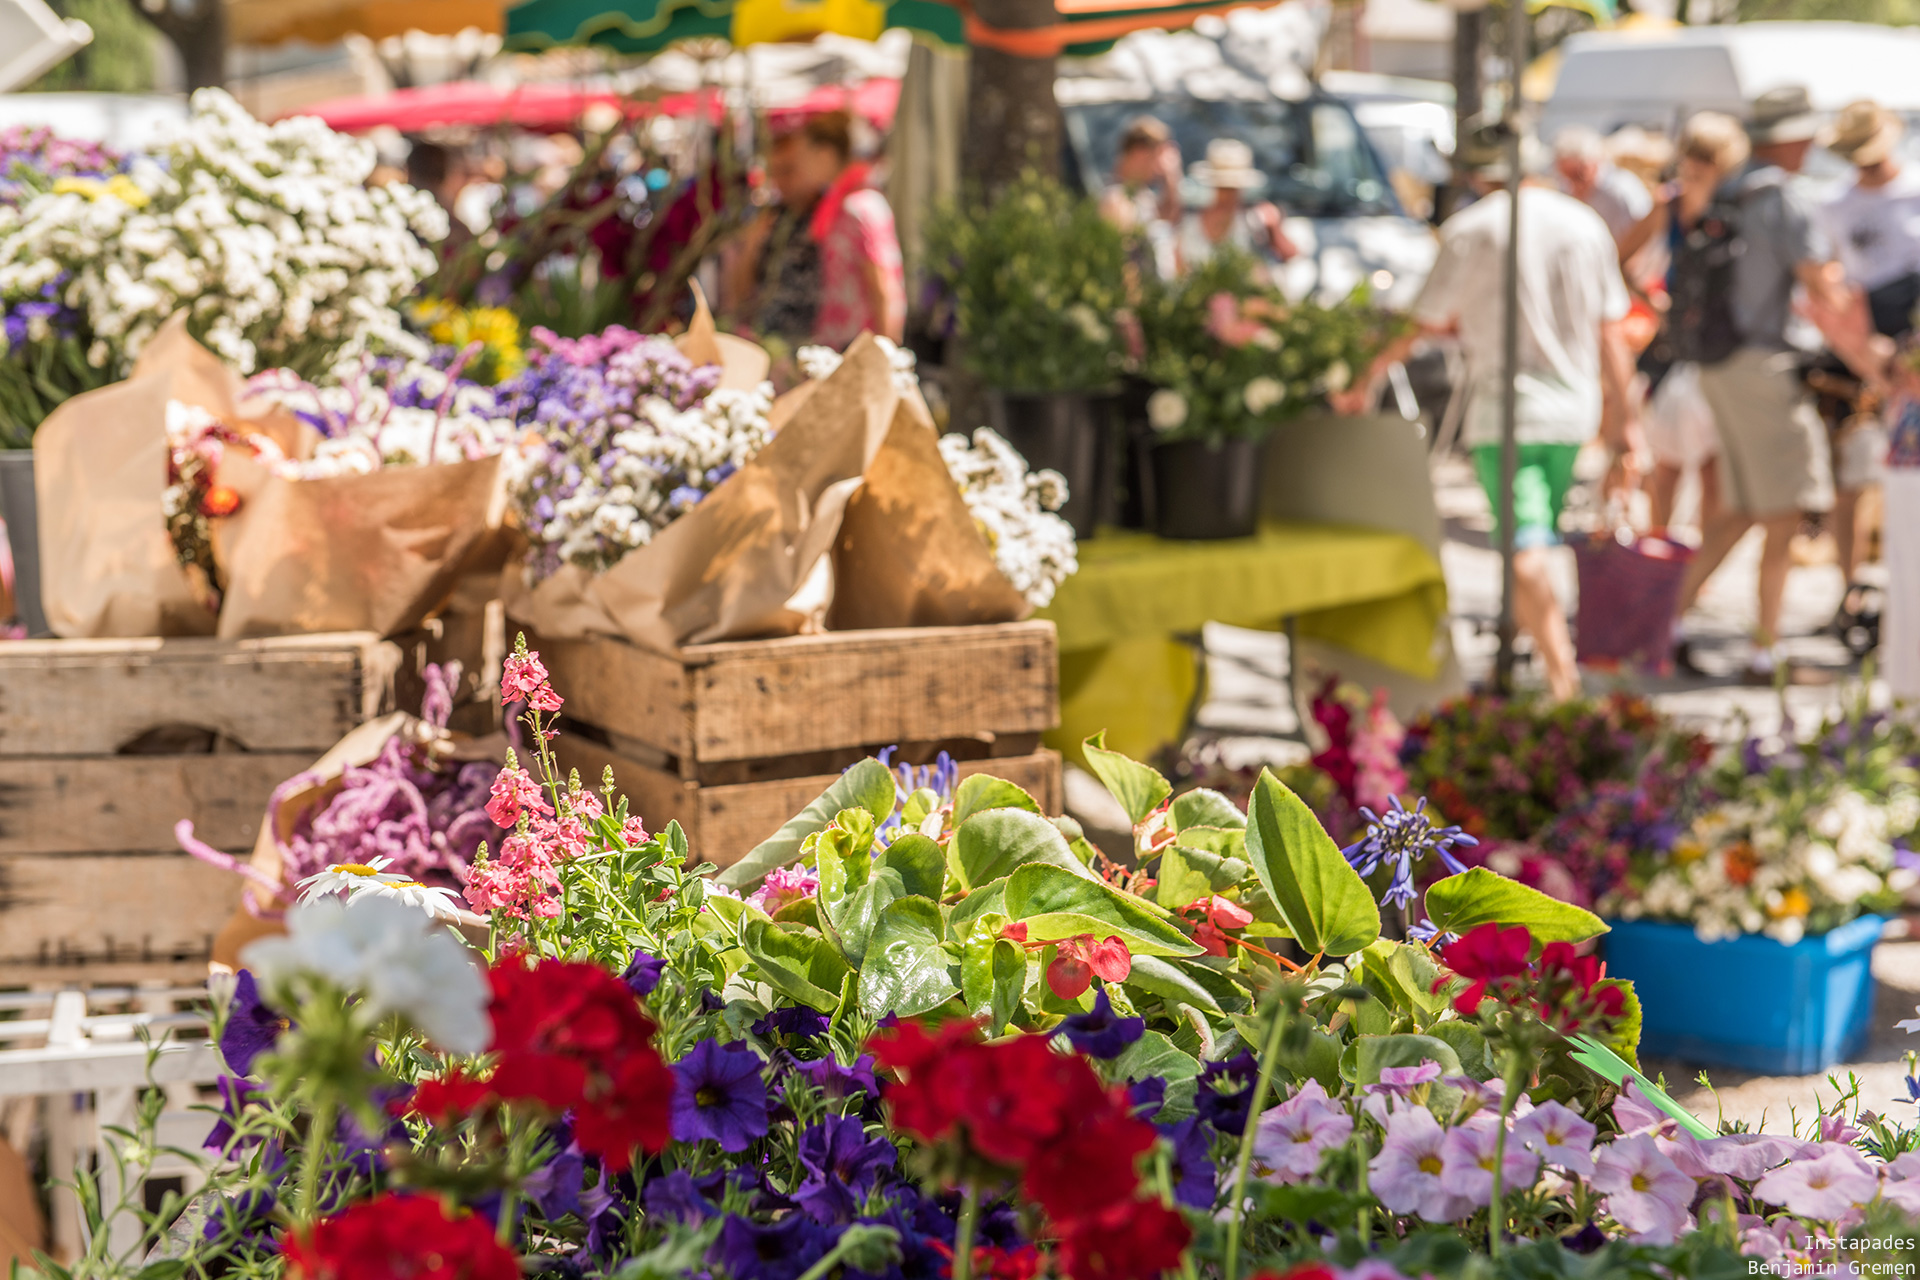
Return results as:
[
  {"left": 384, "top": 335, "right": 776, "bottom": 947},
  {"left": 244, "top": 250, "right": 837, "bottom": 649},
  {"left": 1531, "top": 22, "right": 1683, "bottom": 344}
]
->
[
  {"left": 52, "top": 174, "right": 148, "bottom": 207},
  {"left": 1768, "top": 887, "right": 1811, "bottom": 920},
  {"left": 1671, "top": 838, "right": 1707, "bottom": 866},
  {"left": 413, "top": 300, "right": 526, "bottom": 383}
]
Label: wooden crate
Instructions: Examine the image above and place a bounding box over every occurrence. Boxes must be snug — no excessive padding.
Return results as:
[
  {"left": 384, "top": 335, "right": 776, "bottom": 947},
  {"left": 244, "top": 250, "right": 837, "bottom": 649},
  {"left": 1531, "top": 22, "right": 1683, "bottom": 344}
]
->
[
  {"left": 0, "top": 633, "right": 400, "bottom": 984},
  {"left": 525, "top": 621, "right": 1062, "bottom": 867}
]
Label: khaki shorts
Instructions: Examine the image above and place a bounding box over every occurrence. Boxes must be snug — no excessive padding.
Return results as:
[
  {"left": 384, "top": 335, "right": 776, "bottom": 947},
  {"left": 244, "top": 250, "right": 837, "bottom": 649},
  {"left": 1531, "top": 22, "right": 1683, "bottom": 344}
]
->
[{"left": 1695, "top": 347, "right": 1835, "bottom": 518}]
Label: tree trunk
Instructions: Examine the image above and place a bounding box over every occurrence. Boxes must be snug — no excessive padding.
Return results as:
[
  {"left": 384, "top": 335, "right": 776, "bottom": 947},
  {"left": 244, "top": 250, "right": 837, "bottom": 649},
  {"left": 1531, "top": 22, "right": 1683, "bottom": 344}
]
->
[
  {"left": 1439, "top": 6, "right": 1484, "bottom": 221},
  {"left": 137, "top": 0, "right": 225, "bottom": 92},
  {"left": 961, "top": 0, "right": 1061, "bottom": 194}
]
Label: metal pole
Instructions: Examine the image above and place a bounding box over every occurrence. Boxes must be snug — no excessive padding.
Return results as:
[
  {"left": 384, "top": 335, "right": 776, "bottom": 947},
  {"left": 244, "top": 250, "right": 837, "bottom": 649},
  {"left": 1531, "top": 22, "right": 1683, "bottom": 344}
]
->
[{"left": 1493, "top": 0, "right": 1527, "bottom": 695}]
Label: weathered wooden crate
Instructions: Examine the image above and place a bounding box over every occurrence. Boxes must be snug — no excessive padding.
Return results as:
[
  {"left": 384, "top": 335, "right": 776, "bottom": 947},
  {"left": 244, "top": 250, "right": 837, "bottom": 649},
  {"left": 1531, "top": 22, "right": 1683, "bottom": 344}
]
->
[
  {"left": 0, "top": 633, "right": 400, "bottom": 984},
  {"left": 523, "top": 621, "right": 1062, "bottom": 867}
]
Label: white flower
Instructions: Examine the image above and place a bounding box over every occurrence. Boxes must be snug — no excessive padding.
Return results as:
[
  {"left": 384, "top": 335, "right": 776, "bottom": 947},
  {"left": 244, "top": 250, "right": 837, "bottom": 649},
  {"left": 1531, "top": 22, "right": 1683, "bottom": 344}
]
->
[
  {"left": 240, "top": 895, "right": 490, "bottom": 1054},
  {"left": 1243, "top": 376, "right": 1284, "bottom": 415},
  {"left": 938, "top": 427, "right": 1077, "bottom": 608},
  {"left": 297, "top": 858, "right": 410, "bottom": 901},
  {"left": 1323, "top": 359, "right": 1352, "bottom": 392},
  {"left": 1146, "top": 389, "right": 1188, "bottom": 432}
]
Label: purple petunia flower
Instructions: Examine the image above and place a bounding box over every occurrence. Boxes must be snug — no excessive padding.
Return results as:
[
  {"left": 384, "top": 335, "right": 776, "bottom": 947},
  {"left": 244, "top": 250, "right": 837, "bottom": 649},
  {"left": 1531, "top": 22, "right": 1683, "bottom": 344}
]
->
[
  {"left": 710, "top": 1212, "right": 832, "bottom": 1280},
  {"left": 220, "top": 970, "right": 287, "bottom": 1077},
  {"left": 203, "top": 1075, "right": 264, "bottom": 1153},
  {"left": 754, "top": 1006, "right": 830, "bottom": 1040},
  {"left": 1196, "top": 1050, "right": 1259, "bottom": 1135},
  {"left": 643, "top": 1168, "right": 720, "bottom": 1225},
  {"left": 1160, "top": 1116, "right": 1217, "bottom": 1209},
  {"left": 795, "top": 1052, "right": 879, "bottom": 1102},
  {"left": 1056, "top": 989, "right": 1144, "bottom": 1059},
  {"left": 794, "top": 1114, "right": 897, "bottom": 1224},
  {"left": 1128, "top": 1077, "right": 1168, "bottom": 1121},
  {"left": 622, "top": 949, "right": 666, "bottom": 998},
  {"left": 671, "top": 1040, "right": 771, "bottom": 1152}
]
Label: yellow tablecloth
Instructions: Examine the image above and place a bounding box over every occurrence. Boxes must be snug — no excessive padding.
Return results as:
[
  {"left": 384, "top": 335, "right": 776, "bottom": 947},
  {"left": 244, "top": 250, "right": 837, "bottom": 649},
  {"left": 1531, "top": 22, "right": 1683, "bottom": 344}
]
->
[{"left": 1036, "top": 521, "right": 1449, "bottom": 763}]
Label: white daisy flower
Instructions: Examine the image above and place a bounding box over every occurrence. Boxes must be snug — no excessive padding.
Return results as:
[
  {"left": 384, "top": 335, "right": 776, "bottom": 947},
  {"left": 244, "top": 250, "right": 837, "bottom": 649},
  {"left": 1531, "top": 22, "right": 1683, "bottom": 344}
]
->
[{"left": 297, "top": 857, "right": 410, "bottom": 902}]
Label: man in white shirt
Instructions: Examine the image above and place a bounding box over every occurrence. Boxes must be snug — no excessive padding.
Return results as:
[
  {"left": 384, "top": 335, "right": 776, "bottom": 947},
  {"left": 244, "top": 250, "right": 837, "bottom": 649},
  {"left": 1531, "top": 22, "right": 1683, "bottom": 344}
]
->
[
  {"left": 1340, "top": 124, "right": 1636, "bottom": 700},
  {"left": 1820, "top": 99, "right": 1920, "bottom": 338},
  {"left": 1554, "top": 125, "right": 1654, "bottom": 251}
]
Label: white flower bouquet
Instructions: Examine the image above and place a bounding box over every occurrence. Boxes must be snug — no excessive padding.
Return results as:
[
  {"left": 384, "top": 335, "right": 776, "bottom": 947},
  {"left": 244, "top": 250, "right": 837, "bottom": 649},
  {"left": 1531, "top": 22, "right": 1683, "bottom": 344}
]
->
[{"left": 0, "top": 88, "right": 442, "bottom": 424}]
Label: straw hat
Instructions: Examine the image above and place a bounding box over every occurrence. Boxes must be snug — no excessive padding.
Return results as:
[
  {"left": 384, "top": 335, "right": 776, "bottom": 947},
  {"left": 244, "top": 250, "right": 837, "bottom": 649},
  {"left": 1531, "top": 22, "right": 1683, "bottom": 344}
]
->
[
  {"left": 1189, "top": 139, "right": 1263, "bottom": 190},
  {"left": 1824, "top": 99, "right": 1905, "bottom": 168},
  {"left": 1747, "top": 85, "right": 1819, "bottom": 146}
]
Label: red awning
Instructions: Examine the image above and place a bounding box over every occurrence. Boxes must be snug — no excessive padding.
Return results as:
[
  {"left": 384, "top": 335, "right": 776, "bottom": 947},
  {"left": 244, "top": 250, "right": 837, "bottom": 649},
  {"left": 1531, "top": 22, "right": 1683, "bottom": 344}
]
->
[
  {"left": 291, "top": 81, "right": 653, "bottom": 133},
  {"left": 764, "top": 78, "right": 900, "bottom": 131}
]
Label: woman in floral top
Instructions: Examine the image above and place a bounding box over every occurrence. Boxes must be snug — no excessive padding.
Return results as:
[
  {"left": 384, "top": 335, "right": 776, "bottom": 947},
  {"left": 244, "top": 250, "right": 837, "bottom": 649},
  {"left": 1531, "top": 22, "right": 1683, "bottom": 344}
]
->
[{"left": 741, "top": 111, "right": 904, "bottom": 352}]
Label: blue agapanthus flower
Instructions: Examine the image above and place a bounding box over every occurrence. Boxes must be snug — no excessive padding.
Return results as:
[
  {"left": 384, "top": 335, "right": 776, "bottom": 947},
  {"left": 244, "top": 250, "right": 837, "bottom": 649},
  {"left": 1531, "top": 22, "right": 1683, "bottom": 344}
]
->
[{"left": 1341, "top": 795, "right": 1477, "bottom": 909}]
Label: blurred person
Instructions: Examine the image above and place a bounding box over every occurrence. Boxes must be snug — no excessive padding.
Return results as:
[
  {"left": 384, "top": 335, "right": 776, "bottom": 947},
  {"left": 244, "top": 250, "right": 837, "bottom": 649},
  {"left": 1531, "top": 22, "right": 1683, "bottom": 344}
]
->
[
  {"left": 1659, "top": 97, "right": 1852, "bottom": 684},
  {"left": 1554, "top": 125, "right": 1653, "bottom": 249},
  {"left": 744, "top": 111, "right": 903, "bottom": 351},
  {"left": 1816, "top": 98, "right": 1918, "bottom": 623},
  {"left": 1174, "top": 140, "right": 1297, "bottom": 274},
  {"left": 1101, "top": 115, "right": 1182, "bottom": 280},
  {"left": 406, "top": 140, "right": 475, "bottom": 257},
  {"left": 1336, "top": 123, "right": 1637, "bottom": 702}
]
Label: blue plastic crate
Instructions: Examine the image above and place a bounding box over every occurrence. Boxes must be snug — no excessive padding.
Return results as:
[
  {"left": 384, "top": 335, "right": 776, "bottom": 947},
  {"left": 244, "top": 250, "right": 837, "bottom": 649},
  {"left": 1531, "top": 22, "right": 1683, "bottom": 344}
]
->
[{"left": 1602, "top": 915, "right": 1885, "bottom": 1075}]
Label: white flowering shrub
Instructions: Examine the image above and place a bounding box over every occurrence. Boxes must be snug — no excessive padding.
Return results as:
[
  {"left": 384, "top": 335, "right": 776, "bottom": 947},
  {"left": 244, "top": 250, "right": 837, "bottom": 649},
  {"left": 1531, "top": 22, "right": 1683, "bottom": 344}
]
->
[{"left": 0, "top": 89, "right": 444, "bottom": 380}]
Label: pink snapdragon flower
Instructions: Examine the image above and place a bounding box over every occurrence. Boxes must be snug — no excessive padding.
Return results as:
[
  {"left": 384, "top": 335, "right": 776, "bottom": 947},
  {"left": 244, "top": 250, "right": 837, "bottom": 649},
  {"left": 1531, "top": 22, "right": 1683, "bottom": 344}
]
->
[
  {"left": 463, "top": 830, "right": 562, "bottom": 920},
  {"left": 748, "top": 865, "right": 820, "bottom": 915},
  {"left": 1512, "top": 1100, "right": 1597, "bottom": 1178},
  {"left": 485, "top": 767, "right": 552, "bottom": 829},
  {"left": 1438, "top": 1113, "right": 1541, "bottom": 1208},
  {"left": 1592, "top": 1135, "right": 1694, "bottom": 1243},
  {"left": 1753, "top": 1144, "right": 1878, "bottom": 1222},
  {"left": 502, "top": 651, "right": 563, "bottom": 711},
  {"left": 1369, "top": 1104, "right": 1475, "bottom": 1222},
  {"left": 1252, "top": 1080, "right": 1354, "bottom": 1184}
]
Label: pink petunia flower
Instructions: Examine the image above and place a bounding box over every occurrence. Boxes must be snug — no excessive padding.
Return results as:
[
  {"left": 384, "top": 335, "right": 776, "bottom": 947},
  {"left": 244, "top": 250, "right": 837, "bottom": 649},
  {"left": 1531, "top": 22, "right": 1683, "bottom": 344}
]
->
[
  {"left": 1659, "top": 1131, "right": 1807, "bottom": 1183},
  {"left": 1592, "top": 1134, "right": 1695, "bottom": 1243},
  {"left": 1512, "top": 1100, "right": 1597, "bottom": 1178},
  {"left": 1368, "top": 1104, "right": 1477, "bottom": 1222},
  {"left": 1438, "top": 1113, "right": 1541, "bottom": 1208},
  {"left": 1752, "top": 1144, "right": 1878, "bottom": 1221},
  {"left": 1252, "top": 1080, "right": 1354, "bottom": 1184}
]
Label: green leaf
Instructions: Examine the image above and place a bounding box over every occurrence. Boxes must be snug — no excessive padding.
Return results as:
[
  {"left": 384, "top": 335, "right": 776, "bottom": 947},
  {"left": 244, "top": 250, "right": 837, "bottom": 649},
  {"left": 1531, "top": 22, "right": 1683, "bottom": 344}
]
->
[
  {"left": 1168, "top": 825, "right": 1248, "bottom": 861},
  {"left": 951, "top": 774, "right": 1041, "bottom": 826},
  {"left": 1347, "top": 1033, "right": 1462, "bottom": 1085},
  {"left": 1359, "top": 939, "right": 1448, "bottom": 1017},
  {"left": 1255, "top": 1185, "right": 1369, "bottom": 1227},
  {"left": 719, "top": 758, "right": 898, "bottom": 890},
  {"left": 1154, "top": 844, "right": 1251, "bottom": 910},
  {"left": 1274, "top": 1027, "right": 1345, "bottom": 1091},
  {"left": 947, "top": 878, "right": 1008, "bottom": 943},
  {"left": 1003, "top": 864, "right": 1202, "bottom": 958},
  {"left": 612, "top": 1220, "right": 724, "bottom": 1280},
  {"left": 818, "top": 832, "right": 948, "bottom": 967},
  {"left": 951, "top": 808, "right": 1097, "bottom": 891},
  {"left": 858, "top": 896, "right": 960, "bottom": 1020},
  {"left": 1108, "top": 1029, "right": 1200, "bottom": 1085},
  {"left": 1082, "top": 731, "right": 1171, "bottom": 824},
  {"left": 1171, "top": 788, "right": 1246, "bottom": 832},
  {"left": 1243, "top": 769, "right": 1380, "bottom": 957},
  {"left": 1424, "top": 1021, "right": 1494, "bottom": 1080},
  {"left": 1566, "top": 1031, "right": 1712, "bottom": 1138},
  {"left": 1125, "top": 956, "right": 1241, "bottom": 1014},
  {"left": 961, "top": 933, "right": 1027, "bottom": 1034},
  {"left": 1422, "top": 869, "right": 1609, "bottom": 946},
  {"left": 739, "top": 920, "right": 852, "bottom": 1013}
]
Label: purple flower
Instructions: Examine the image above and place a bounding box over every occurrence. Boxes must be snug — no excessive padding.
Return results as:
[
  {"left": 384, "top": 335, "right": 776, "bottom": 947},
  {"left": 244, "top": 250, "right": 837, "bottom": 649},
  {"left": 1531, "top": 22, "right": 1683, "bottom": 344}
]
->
[
  {"left": 201, "top": 1188, "right": 278, "bottom": 1254},
  {"left": 1592, "top": 1134, "right": 1696, "bottom": 1243},
  {"left": 1251, "top": 1080, "right": 1353, "bottom": 1185},
  {"left": 795, "top": 1053, "right": 879, "bottom": 1103},
  {"left": 1056, "top": 990, "right": 1144, "bottom": 1059},
  {"left": 755, "top": 1006, "right": 831, "bottom": 1040},
  {"left": 794, "top": 1113, "right": 897, "bottom": 1223},
  {"left": 622, "top": 949, "right": 666, "bottom": 998},
  {"left": 1196, "top": 1051, "right": 1259, "bottom": 1134},
  {"left": 1512, "top": 1100, "right": 1597, "bottom": 1178},
  {"left": 1752, "top": 1144, "right": 1878, "bottom": 1221},
  {"left": 1438, "top": 1113, "right": 1541, "bottom": 1208},
  {"left": 1341, "top": 795, "right": 1476, "bottom": 908},
  {"left": 710, "top": 1213, "right": 832, "bottom": 1280},
  {"left": 204, "top": 1075, "right": 264, "bottom": 1153},
  {"left": 1159, "top": 1116, "right": 1217, "bottom": 1209},
  {"left": 671, "top": 1039, "right": 771, "bottom": 1152},
  {"left": 522, "top": 1141, "right": 586, "bottom": 1221},
  {"left": 1128, "top": 1077, "right": 1168, "bottom": 1121},
  {"left": 1368, "top": 1104, "right": 1476, "bottom": 1222},
  {"left": 643, "top": 1168, "right": 718, "bottom": 1225},
  {"left": 220, "top": 970, "right": 287, "bottom": 1076}
]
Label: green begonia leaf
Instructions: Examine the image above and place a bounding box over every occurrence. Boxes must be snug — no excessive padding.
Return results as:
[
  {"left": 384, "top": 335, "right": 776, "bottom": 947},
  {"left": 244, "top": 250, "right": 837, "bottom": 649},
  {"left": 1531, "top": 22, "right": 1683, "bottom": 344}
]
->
[
  {"left": 818, "top": 831, "right": 945, "bottom": 966},
  {"left": 1003, "top": 864, "right": 1202, "bottom": 958},
  {"left": 1347, "top": 1033, "right": 1462, "bottom": 1085},
  {"left": 740, "top": 919, "right": 851, "bottom": 1013},
  {"left": 1171, "top": 789, "right": 1247, "bottom": 832},
  {"left": 719, "top": 758, "right": 897, "bottom": 889},
  {"left": 951, "top": 774, "right": 1041, "bottom": 826},
  {"left": 1108, "top": 1030, "right": 1200, "bottom": 1085},
  {"left": 951, "top": 808, "right": 1097, "bottom": 891},
  {"left": 1423, "top": 869, "right": 1609, "bottom": 946},
  {"left": 961, "top": 932, "right": 1027, "bottom": 1034},
  {"left": 1082, "top": 732, "right": 1171, "bottom": 824},
  {"left": 858, "top": 896, "right": 959, "bottom": 1020},
  {"left": 1244, "top": 769, "right": 1380, "bottom": 957}
]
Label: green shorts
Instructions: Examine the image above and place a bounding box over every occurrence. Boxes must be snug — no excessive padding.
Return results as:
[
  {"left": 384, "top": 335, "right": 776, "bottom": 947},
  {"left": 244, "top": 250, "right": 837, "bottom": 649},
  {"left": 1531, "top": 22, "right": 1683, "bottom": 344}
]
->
[{"left": 1471, "top": 443, "right": 1580, "bottom": 550}]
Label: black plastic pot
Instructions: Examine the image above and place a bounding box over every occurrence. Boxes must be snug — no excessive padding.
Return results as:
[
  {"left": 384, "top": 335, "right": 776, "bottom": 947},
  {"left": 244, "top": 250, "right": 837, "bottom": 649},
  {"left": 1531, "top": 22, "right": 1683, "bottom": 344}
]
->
[
  {"left": 0, "top": 451, "right": 45, "bottom": 634},
  {"left": 1111, "top": 377, "right": 1156, "bottom": 530},
  {"left": 1149, "top": 438, "right": 1262, "bottom": 540},
  {"left": 986, "top": 390, "right": 1111, "bottom": 539}
]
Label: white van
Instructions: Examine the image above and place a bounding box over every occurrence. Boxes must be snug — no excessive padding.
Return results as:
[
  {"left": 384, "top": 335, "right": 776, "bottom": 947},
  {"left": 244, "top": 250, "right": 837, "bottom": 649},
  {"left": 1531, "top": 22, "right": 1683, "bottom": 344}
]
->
[{"left": 1541, "top": 21, "right": 1920, "bottom": 143}]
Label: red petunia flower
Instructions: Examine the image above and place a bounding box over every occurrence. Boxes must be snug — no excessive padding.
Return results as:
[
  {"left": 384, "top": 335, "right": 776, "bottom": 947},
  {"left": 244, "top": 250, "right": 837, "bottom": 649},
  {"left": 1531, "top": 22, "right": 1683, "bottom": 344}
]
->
[
  {"left": 1022, "top": 1104, "right": 1158, "bottom": 1220},
  {"left": 406, "top": 1068, "right": 496, "bottom": 1125},
  {"left": 1052, "top": 1196, "right": 1192, "bottom": 1280},
  {"left": 1434, "top": 922, "right": 1533, "bottom": 1016},
  {"left": 283, "top": 1192, "right": 518, "bottom": 1280}
]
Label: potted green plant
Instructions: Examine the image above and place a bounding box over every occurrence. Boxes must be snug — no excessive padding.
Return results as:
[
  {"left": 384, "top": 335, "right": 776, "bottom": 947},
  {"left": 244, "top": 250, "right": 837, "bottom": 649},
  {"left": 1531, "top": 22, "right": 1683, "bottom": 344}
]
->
[{"left": 925, "top": 173, "right": 1127, "bottom": 538}]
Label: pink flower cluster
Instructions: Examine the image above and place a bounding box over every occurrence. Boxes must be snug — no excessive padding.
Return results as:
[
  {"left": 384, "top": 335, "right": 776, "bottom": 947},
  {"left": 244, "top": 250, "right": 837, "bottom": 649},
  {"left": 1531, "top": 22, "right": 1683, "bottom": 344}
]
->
[
  {"left": 746, "top": 864, "right": 819, "bottom": 915},
  {"left": 525, "top": 324, "right": 649, "bottom": 368},
  {"left": 1310, "top": 678, "right": 1407, "bottom": 817}
]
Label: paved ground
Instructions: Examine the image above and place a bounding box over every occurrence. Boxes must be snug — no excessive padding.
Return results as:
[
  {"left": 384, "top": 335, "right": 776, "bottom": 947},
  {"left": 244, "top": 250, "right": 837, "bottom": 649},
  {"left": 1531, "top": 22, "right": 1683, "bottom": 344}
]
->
[{"left": 1062, "top": 444, "right": 1899, "bottom": 1134}]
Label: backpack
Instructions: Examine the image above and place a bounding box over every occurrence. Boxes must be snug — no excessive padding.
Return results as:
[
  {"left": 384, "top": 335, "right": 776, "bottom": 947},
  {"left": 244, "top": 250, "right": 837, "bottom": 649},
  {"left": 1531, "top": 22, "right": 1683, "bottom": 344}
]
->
[{"left": 1658, "top": 169, "right": 1783, "bottom": 367}]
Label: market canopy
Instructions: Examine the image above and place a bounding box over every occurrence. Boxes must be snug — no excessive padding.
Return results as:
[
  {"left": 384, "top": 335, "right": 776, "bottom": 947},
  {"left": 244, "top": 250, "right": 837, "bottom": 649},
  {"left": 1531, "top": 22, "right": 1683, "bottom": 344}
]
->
[
  {"left": 228, "top": 0, "right": 503, "bottom": 45},
  {"left": 293, "top": 80, "right": 667, "bottom": 131},
  {"left": 504, "top": 0, "right": 1287, "bottom": 59}
]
